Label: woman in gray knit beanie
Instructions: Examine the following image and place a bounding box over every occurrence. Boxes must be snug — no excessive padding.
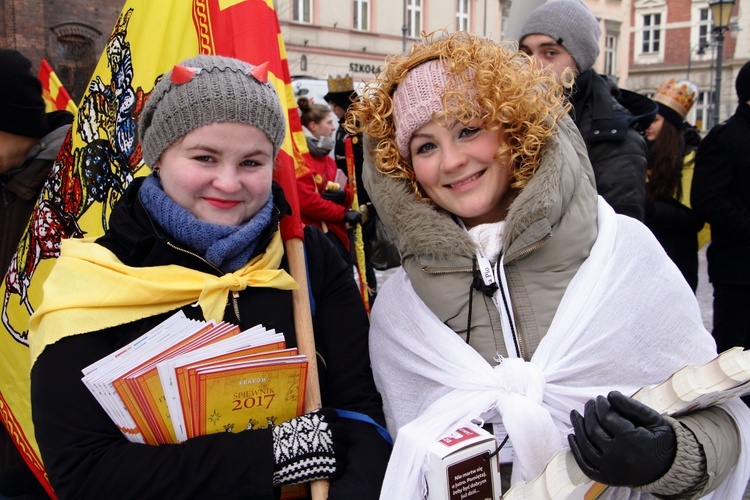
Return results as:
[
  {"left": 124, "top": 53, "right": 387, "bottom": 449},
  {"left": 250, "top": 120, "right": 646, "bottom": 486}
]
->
[{"left": 30, "top": 54, "right": 390, "bottom": 498}]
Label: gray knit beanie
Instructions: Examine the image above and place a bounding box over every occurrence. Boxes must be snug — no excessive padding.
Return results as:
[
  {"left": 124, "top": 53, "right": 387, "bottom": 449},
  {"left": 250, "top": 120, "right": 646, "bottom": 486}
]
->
[
  {"left": 519, "top": 0, "right": 601, "bottom": 73},
  {"left": 139, "top": 54, "right": 286, "bottom": 167}
]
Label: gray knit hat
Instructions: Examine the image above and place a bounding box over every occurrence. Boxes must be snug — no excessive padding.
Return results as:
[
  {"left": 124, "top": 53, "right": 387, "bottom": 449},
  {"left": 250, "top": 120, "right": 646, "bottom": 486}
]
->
[
  {"left": 139, "top": 55, "right": 286, "bottom": 167},
  {"left": 519, "top": 0, "right": 601, "bottom": 73}
]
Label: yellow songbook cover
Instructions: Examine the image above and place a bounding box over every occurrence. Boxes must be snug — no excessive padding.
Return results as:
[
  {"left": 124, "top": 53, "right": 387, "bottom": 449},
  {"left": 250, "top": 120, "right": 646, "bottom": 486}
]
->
[
  {"left": 131, "top": 323, "right": 242, "bottom": 444},
  {"left": 189, "top": 356, "right": 308, "bottom": 437},
  {"left": 113, "top": 322, "right": 240, "bottom": 445},
  {"left": 175, "top": 342, "right": 289, "bottom": 440}
]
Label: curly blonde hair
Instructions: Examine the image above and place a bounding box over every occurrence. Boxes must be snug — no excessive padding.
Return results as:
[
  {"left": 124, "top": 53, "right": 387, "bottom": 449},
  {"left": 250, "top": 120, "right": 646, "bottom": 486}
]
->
[{"left": 345, "top": 31, "right": 571, "bottom": 197}]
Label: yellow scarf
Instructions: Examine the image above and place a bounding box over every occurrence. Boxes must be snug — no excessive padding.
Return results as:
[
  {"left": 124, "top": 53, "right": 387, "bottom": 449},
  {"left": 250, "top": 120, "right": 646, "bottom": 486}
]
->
[{"left": 29, "top": 231, "right": 297, "bottom": 366}]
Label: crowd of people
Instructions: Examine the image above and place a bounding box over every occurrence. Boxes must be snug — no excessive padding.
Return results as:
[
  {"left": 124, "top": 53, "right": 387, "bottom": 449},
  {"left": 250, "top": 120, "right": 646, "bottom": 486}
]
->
[{"left": 2, "top": 0, "right": 750, "bottom": 498}]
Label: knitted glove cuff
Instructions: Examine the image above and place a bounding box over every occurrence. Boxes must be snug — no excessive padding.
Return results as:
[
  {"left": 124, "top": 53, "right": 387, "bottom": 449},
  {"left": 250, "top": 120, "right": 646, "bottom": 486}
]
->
[
  {"left": 633, "top": 415, "right": 707, "bottom": 497},
  {"left": 272, "top": 412, "right": 337, "bottom": 486}
]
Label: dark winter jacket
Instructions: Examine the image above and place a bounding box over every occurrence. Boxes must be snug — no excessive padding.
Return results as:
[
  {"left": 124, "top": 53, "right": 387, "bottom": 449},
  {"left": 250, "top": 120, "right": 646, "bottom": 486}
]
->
[
  {"left": 572, "top": 70, "right": 656, "bottom": 221},
  {"left": 692, "top": 101, "right": 750, "bottom": 285},
  {"left": 30, "top": 179, "right": 390, "bottom": 499},
  {"left": 0, "top": 110, "right": 73, "bottom": 274},
  {"left": 645, "top": 126, "right": 704, "bottom": 291}
]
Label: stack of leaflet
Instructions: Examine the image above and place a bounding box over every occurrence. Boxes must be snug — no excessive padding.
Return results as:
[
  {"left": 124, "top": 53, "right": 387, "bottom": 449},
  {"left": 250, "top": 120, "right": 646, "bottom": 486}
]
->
[{"left": 82, "top": 311, "right": 308, "bottom": 445}]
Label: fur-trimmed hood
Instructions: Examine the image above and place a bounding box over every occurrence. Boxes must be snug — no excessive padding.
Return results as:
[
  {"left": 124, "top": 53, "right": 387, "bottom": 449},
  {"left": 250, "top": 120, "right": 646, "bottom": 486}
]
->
[{"left": 363, "top": 114, "right": 600, "bottom": 362}]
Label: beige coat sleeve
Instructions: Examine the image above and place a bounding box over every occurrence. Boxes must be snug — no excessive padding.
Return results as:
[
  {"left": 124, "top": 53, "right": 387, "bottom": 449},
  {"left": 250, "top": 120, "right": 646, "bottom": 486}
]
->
[{"left": 635, "top": 406, "right": 740, "bottom": 499}]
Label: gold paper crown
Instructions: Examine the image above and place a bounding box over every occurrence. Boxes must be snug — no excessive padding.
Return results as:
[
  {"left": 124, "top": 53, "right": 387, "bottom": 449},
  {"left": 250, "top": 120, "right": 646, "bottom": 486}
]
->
[
  {"left": 327, "top": 74, "right": 354, "bottom": 93},
  {"left": 653, "top": 78, "right": 697, "bottom": 118}
]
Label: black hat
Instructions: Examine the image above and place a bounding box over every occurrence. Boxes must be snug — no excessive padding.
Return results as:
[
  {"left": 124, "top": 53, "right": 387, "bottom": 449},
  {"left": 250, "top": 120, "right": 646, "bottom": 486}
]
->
[
  {"left": 736, "top": 60, "right": 750, "bottom": 103},
  {"left": 0, "top": 49, "right": 49, "bottom": 138}
]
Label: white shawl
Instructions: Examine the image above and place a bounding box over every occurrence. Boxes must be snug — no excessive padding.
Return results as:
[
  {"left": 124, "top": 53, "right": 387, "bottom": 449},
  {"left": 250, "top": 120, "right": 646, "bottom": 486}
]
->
[{"left": 370, "top": 199, "right": 750, "bottom": 499}]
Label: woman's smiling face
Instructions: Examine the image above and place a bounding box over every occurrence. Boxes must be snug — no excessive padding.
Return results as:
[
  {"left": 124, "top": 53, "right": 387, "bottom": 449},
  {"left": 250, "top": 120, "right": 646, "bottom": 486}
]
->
[
  {"left": 409, "top": 118, "right": 513, "bottom": 228},
  {"left": 156, "top": 122, "right": 275, "bottom": 226}
]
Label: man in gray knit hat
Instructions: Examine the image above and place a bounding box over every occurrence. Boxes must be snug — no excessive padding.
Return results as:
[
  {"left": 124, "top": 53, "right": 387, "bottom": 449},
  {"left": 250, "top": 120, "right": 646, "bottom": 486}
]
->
[{"left": 519, "top": 0, "right": 656, "bottom": 221}]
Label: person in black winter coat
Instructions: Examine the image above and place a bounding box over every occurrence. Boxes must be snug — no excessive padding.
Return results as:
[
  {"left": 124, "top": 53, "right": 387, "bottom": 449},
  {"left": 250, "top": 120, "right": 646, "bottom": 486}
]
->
[
  {"left": 519, "top": 0, "right": 656, "bottom": 221},
  {"left": 29, "top": 55, "right": 390, "bottom": 499},
  {"left": 0, "top": 49, "right": 74, "bottom": 276},
  {"left": 692, "top": 60, "right": 750, "bottom": 358},
  {"left": 0, "top": 48, "right": 74, "bottom": 500},
  {"left": 325, "top": 75, "right": 382, "bottom": 303},
  {"left": 644, "top": 78, "right": 704, "bottom": 291}
]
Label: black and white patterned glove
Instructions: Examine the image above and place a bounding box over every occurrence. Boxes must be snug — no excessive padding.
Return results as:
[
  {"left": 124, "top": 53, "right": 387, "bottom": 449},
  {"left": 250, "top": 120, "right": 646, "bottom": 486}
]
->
[{"left": 272, "top": 408, "right": 346, "bottom": 486}]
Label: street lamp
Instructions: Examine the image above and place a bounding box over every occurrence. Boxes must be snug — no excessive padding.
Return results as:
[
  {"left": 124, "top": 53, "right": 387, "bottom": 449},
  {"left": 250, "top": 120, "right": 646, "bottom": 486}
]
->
[
  {"left": 709, "top": 0, "right": 735, "bottom": 127},
  {"left": 402, "top": 0, "right": 408, "bottom": 54}
]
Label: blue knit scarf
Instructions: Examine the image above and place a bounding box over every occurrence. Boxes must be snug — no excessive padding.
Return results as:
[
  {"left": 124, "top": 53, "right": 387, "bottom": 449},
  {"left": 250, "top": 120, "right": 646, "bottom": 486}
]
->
[{"left": 138, "top": 175, "right": 274, "bottom": 273}]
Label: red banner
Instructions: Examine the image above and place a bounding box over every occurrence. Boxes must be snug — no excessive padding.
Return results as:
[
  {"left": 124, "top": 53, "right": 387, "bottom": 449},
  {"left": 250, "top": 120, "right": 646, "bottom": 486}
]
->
[{"left": 37, "top": 58, "right": 77, "bottom": 113}]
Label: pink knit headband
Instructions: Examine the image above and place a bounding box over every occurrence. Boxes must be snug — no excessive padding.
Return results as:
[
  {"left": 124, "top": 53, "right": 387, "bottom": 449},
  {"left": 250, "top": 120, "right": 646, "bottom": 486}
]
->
[{"left": 392, "top": 59, "right": 449, "bottom": 161}]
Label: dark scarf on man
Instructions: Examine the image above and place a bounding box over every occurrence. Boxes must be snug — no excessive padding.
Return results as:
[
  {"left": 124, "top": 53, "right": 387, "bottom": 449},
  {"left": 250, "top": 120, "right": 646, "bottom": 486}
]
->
[
  {"left": 569, "top": 68, "right": 595, "bottom": 124},
  {"left": 138, "top": 174, "right": 274, "bottom": 272}
]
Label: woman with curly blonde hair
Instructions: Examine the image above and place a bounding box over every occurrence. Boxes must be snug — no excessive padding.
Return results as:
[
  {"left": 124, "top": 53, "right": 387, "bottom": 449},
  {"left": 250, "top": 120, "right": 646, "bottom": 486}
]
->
[{"left": 347, "top": 32, "right": 749, "bottom": 499}]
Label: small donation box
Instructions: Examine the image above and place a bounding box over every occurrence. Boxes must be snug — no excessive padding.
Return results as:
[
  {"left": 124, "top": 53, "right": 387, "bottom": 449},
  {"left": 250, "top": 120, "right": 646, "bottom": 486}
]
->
[{"left": 425, "top": 424, "right": 502, "bottom": 500}]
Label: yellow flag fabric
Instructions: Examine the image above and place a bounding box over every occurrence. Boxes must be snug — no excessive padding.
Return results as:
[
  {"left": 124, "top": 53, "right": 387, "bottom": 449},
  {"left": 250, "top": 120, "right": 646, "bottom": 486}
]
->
[
  {"left": 29, "top": 231, "right": 297, "bottom": 367},
  {"left": 680, "top": 150, "right": 711, "bottom": 249},
  {"left": 0, "top": 1, "right": 311, "bottom": 496}
]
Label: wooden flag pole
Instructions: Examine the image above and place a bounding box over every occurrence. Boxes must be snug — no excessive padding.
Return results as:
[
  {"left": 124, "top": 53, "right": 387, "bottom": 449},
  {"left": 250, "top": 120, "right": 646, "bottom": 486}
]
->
[{"left": 285, "top": 237, "right": 329, "bottom": 499}]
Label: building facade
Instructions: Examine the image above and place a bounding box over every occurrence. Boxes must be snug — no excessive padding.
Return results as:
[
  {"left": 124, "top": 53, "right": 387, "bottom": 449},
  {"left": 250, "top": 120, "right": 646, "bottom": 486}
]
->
[
  {"left": 275, "top": 0, "right": 508, "bottom": 86},
  {"left": 586, "top": 0, "right": 636, "bottom": 85},
  {"left": 12, "top": 0, "right": 743, "bottom": 131},
  {"left": 626, "top": 0, "right": 747, "bottom": 131},
  {"left": 1, "top": 0, "right": 125, "bottom": 101},
  {"left": 3, "top": 0, "right": 638, "bottom": 105}
]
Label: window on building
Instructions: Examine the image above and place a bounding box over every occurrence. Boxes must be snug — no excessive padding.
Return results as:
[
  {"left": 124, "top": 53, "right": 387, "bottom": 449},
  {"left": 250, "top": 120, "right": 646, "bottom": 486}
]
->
[
  {"left": 604, "top": 34, "right": 617, "bottom": 77},
  {"left": 353, "top": 0, "right": 369, "bottom": 31},
  {"left": 50, "top": 22, "right": 100, "bottom": 101},
  {"left": 641, "top": 13, "right": 661, "bottom": 54},
  {"left": 293, "top": 0, "right": 311, "bottom": 23},
  {"left": 407, "top": 0, "right": 423, "bottom": 38},
  {"left": 697, "top": 7, "right": 711, "bottom": 50},
  {"left": 456, "top": 0, "right": 469, "bottom": 31},
  {"left": 694, "top": 90, "right": 712, "bottom": 131}
]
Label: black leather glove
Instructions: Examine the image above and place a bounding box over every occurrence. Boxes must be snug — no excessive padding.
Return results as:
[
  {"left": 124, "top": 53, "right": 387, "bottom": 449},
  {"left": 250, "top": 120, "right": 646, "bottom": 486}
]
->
[
  {"left": 568, "top": 391, "right": 676, "bottom": 487},
  {"left": 322, "top": 189, "right": 347, "bottom": 205},
  {"left": 271, "top": 408, "right": 347, "bottom": 486},
  {"left": 343, "top": 210, "right": 362, "bottom": 225}
]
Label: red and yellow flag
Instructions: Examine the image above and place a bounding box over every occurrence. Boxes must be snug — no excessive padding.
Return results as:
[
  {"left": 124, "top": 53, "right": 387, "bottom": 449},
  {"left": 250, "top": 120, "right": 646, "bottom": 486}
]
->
[
  {"left": 0, "top": 1, "right": 309, "bottom": 496},
  {"left": 37, "top": 58, "right": 77, "bottom": 114},
  {"left": 345, "top": 136, "right": 370, "bottom": 312}
]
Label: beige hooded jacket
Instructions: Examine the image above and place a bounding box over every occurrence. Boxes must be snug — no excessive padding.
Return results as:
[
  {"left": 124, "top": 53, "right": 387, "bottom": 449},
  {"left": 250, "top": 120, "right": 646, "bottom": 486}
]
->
[{"left": 363, "top": 116, "right": 740, "bottom": 498}]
